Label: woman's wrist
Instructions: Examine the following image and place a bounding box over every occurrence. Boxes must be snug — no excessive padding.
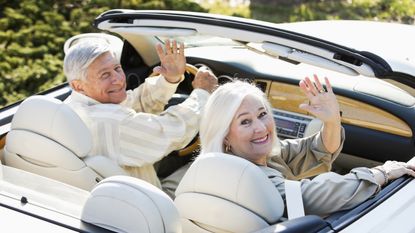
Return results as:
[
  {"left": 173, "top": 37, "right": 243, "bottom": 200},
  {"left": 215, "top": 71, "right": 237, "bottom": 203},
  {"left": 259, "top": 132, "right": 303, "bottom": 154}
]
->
[{"left": 371, "top": 166, "right": 389, "bottom": 186}]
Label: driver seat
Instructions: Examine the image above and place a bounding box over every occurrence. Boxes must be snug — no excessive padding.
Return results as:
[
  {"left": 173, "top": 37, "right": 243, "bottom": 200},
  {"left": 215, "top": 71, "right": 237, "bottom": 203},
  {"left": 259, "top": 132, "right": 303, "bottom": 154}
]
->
[{"left": 3, "top": 95, "right": 126, "bottom": 190}]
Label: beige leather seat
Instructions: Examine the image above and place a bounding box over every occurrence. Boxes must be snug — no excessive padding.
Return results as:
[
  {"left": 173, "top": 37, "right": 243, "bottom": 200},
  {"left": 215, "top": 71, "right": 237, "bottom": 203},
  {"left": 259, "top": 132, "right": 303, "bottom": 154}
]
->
[
  {"left": 175, "top": 152, "right": 285, "bottom": 233},
  {"left": 82, "top": 175, "right": 181, "bottom": 233},
  {"left": 3, "top": 95, "right": 126, "bottom": 190}
]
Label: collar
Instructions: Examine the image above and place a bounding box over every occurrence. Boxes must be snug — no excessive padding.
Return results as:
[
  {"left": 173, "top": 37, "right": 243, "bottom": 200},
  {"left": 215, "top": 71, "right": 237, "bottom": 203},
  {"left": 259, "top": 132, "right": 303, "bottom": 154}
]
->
[
  {"left": 68, "top": 90, "right": 101, "bottom": 106},
  {"left": 68, "top": 90, "right": 129, "bottom": 106}
]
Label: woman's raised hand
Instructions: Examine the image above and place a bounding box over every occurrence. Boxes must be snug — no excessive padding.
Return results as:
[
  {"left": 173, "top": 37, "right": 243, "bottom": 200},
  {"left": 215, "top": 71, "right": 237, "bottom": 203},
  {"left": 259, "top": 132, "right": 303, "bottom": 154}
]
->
[{"left": 298, "top": 74, "right": 341, "bottom": 124}]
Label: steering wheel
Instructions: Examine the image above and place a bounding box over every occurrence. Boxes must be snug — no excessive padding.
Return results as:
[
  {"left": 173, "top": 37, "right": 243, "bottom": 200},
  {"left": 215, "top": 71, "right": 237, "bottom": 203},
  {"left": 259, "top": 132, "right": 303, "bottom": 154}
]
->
[{"left": 151, "top": 64, "right": 201, "bottom": 178}]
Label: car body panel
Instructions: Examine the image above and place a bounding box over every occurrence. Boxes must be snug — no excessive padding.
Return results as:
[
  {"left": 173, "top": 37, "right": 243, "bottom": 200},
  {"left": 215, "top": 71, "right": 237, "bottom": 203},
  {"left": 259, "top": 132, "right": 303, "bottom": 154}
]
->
[
  {"left": 340, "top": 179, "right": 415, "bottom": 233},
  {"left": 0, "top": 165, "right": 112, "bottom": 232}
]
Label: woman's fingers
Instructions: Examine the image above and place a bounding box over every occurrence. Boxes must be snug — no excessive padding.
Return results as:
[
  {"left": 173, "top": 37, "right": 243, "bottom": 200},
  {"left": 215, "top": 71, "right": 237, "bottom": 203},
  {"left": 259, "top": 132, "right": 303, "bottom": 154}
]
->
[
  {"left": 313, "top": 74, "right": 325, "bottom": 93},
  {"left": 171, "top": 40, "right": 177, "bottom": 54},
  {"left": 324, "top": 77, "right": 333, "bottom": 93}
]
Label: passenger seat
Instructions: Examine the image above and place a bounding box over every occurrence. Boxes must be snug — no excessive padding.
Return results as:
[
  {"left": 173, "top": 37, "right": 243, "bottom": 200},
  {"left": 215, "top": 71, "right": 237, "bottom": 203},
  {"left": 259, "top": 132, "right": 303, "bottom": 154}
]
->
[{"left": 3, "top": 95, "right": 126, "bottom": 190}]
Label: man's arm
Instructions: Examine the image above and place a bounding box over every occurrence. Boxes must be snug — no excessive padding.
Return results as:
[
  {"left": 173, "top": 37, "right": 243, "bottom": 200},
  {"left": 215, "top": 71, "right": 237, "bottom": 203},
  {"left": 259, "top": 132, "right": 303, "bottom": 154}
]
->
[{"left": 122, "top": 39, "right": 186, "bottom": 113}]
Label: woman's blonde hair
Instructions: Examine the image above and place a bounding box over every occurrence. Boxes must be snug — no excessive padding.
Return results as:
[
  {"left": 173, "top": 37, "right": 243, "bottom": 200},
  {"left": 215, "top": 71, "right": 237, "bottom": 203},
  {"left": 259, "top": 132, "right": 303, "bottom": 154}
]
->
[{"left": 200, "top": 80, "right": 280, "bottom": 156}]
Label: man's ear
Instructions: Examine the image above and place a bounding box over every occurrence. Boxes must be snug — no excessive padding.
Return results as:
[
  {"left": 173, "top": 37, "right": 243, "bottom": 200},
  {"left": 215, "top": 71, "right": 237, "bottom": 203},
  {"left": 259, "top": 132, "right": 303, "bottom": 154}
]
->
[{"left": 70, "top": 80, "right": 85, "bottom": 93}]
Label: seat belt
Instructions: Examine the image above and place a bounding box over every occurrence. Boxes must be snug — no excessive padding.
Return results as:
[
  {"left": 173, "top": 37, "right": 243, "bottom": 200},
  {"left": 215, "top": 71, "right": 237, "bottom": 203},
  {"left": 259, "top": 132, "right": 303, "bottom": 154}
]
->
[{"left": 284, "top": 180, "right": 305, "bottom": 220}]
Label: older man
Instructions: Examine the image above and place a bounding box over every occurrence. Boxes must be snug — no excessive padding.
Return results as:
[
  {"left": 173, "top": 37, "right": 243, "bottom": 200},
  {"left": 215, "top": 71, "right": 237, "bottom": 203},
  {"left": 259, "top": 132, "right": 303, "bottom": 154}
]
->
[{"left": 63, "top": 38, "right": 217, "bottom": 191}]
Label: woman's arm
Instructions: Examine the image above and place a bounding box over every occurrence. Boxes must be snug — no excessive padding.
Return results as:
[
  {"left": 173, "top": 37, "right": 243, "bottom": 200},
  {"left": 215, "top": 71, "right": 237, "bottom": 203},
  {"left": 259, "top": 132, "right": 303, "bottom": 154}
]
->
[{"left": 299, "top": 75, "right": 342, "bottom": 153}]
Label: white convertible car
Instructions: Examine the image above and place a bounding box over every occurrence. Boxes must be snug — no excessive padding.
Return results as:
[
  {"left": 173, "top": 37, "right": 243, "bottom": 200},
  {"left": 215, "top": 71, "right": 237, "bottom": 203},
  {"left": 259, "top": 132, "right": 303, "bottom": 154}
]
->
[{"left": 0, "top": 10, "right": 414, "bottom": 233}]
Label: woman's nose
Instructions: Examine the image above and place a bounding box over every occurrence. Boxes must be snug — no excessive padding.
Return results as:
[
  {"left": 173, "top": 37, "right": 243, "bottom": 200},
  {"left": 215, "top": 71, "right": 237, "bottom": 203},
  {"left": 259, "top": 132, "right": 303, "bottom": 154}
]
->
[{"left": 253, "top": 120, "right": 267, "bottom": 133}]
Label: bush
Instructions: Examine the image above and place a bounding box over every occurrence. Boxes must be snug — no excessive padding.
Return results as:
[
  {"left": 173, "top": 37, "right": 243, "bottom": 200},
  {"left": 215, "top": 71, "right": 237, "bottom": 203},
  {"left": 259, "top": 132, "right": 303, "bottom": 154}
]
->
[{"left": 0, "top": 0, "right": 206, "bottom": 107}]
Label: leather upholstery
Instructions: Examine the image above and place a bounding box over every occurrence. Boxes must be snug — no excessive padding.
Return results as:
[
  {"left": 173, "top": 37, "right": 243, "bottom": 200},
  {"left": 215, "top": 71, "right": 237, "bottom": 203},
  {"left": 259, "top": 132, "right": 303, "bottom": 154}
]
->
[
  {"left": 175, "top": 152, "right": 285, "bottom": 233},
  {"left": 4, "top": 95, "right": 126, "bottom": 190}
]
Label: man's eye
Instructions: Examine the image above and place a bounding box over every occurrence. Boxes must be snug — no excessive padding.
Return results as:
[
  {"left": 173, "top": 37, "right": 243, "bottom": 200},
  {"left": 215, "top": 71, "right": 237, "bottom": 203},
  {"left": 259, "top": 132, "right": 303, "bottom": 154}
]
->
[
  {"left": 115, "top": 66, "right": 122, "bottom": 72},
  {"left": 101, "top": 73, "right": 110, "bottom": 79}
]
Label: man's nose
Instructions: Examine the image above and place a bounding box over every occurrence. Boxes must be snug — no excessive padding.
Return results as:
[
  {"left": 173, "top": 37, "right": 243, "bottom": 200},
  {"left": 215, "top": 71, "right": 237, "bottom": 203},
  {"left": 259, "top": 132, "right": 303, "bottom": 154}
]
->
[{"left": 111, "top": 71, "right": 124, "bottom": 83}]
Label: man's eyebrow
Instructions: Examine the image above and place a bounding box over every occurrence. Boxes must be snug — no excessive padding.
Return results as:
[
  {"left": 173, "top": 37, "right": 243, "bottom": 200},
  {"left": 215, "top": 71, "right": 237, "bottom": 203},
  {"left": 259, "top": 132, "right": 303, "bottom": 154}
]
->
[{"left": 96, "top": 64, "right": 119, "bottom": 75}]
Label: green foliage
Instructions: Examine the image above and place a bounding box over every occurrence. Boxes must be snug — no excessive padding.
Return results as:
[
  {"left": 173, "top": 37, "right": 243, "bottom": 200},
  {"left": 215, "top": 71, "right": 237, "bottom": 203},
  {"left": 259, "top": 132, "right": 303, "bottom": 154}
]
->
[
  {"left": 0, "top": 0, "right": 414, "bottom": 107},
  {"left": 0, "top": 0, "right": 206, "bottom": 107},
  {"left": 200, "top": 0, "right": 250, "bottom": 18},
  {"left": 249, "top": 0, "right": 415, "bottom": 24}
]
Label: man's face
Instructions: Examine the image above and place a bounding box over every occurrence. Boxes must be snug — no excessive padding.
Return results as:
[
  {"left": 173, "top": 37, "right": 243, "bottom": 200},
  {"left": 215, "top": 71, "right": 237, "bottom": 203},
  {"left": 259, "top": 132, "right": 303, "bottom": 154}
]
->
[{"left": 76, "top": 51, "right": 127, "bottom": 104}]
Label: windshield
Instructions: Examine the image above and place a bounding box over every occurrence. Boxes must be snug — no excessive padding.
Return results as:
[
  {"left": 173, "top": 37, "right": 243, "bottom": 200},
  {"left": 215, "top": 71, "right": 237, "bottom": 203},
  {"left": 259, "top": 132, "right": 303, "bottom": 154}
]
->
[{"left": 157, "top": 35, "right": 240, "bottom": 48}]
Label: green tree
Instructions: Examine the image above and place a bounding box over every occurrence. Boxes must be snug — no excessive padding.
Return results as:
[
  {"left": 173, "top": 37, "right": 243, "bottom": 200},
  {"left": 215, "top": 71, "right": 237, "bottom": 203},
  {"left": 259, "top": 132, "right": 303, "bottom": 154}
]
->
[
  {"left": 0, "top": 0, "right": 205, "bottom": 107},
  {"left": 1, "top": 0, "right": 414, "bottom": 107}
]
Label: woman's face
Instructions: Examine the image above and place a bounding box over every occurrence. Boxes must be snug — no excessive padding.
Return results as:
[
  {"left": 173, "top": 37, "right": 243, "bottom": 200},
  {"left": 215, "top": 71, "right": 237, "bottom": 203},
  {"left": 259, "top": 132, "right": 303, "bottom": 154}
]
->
[{"left": 225, "top": 95, "right": 275, "bottom": 165}]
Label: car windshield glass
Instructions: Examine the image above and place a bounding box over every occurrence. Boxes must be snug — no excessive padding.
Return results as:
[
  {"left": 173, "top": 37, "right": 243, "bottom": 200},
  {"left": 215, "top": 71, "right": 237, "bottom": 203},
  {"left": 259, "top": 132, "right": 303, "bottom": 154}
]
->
[{"left": 157, "top": 35, "right": 240, "bottom": 48}]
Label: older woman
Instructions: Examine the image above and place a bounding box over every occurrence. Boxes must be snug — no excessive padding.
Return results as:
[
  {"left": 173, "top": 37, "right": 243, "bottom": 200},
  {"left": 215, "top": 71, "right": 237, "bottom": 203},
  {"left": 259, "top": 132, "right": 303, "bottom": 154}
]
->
[{"left": 199, "top": 77, "right": 415, "bottom": 216}]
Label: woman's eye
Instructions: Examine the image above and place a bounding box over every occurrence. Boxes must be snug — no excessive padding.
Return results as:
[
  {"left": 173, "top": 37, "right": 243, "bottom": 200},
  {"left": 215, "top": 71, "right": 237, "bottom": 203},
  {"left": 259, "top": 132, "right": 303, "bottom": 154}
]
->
[
  {"left": 259, "top": 111, "right": 267, "bottom": 118},
  {"left": 241, "top": 119, "right": 251, "bottom": 125}
]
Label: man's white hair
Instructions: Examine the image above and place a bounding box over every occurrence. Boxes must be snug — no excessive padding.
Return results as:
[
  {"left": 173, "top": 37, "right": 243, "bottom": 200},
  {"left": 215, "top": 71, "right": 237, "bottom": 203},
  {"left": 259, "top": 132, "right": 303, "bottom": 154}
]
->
[{"left": 63, "top": 39, "right": 114, "bottom": 83}]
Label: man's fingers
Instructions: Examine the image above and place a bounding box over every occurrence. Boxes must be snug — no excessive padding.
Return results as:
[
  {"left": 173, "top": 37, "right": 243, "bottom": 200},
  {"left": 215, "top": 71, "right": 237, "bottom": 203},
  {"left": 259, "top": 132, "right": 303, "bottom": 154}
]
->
[
  {"left": 165, "top": 39, "right": 172, "bottom": 54},
  {"left": 179, "top": 42, "right": 184, "bottom": 55},
  {"left": 153, "top": 66, "right": 163, "bottom": 75},
  {"left": 155, "top": 43, "right": 165, "bottom": 59}
]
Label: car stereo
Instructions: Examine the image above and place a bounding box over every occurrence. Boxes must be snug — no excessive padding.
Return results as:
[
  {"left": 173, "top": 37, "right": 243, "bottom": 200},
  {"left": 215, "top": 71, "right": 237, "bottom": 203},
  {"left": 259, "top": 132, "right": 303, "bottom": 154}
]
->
[{"left": 272, "top": 109, "right": 313, "bottom": 139}]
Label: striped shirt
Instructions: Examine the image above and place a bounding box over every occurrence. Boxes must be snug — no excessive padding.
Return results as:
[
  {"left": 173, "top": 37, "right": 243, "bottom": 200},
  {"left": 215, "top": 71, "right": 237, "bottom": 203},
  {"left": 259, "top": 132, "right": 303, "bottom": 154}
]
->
[{"left": 65, "top": 76, "right": 209, "bottom": 188}]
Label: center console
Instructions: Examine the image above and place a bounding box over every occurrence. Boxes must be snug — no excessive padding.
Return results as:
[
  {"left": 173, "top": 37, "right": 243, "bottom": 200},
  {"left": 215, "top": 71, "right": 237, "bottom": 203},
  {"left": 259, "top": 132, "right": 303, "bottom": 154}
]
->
[{"left": 272, "top": 109, "right": 315, "bottom": 139}]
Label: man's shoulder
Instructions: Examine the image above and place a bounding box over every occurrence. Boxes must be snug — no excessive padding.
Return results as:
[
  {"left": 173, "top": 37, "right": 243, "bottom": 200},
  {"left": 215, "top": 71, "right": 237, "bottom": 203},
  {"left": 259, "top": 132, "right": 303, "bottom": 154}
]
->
[{"left": 67, "top": 92, "right": 134, "bottom": 118}]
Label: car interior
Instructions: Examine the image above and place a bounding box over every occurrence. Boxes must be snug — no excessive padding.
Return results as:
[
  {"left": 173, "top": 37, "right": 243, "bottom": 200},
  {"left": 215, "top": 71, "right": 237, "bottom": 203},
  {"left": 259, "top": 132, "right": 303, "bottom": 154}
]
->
[{"left": 0, "top": 10, "right": 414, "bottom": 232}]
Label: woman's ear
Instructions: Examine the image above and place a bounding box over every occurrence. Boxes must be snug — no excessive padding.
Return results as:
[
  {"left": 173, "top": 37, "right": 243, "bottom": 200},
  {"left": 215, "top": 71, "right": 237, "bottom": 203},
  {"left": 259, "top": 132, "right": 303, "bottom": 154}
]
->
[
  {"left": 224, "top": 137, "right": 229, "bottom": 145},
  {"left": 70, "top": 80, "right": 85, "bottom": 93}
]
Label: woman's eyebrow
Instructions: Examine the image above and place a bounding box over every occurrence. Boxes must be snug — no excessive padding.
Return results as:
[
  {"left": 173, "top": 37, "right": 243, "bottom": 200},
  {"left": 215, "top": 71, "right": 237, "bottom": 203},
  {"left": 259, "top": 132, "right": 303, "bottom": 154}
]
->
[{"left": 236, "top": 107, "right": 266, "bottom": 119}]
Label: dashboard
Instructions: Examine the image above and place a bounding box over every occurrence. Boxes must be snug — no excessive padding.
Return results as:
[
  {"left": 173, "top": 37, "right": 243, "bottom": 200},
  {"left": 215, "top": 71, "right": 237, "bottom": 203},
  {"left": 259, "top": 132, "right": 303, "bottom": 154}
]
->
[{"left": 182, "top": 57, "right": 414, "bottom": 163}]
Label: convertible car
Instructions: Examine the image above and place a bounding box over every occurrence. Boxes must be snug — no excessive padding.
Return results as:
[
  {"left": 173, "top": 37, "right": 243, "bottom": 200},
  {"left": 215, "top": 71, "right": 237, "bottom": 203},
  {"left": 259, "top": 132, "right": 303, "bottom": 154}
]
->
[{"left": 0, "top": 10, "right": 414, "bottom": 233}]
